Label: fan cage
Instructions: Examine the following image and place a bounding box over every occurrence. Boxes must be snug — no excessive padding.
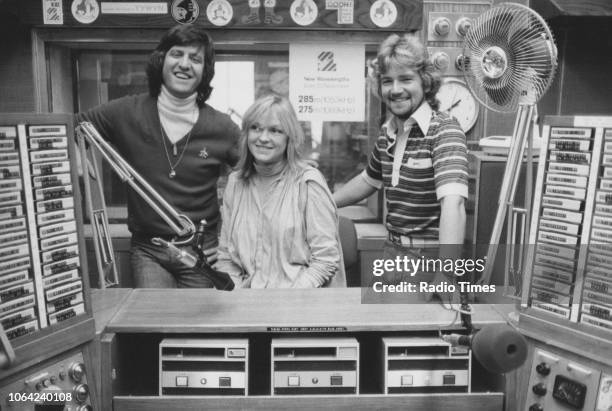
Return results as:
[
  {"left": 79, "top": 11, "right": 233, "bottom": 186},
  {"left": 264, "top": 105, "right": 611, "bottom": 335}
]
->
[{"left": 462, "top": 2, "right": 558, "bottom": 113}]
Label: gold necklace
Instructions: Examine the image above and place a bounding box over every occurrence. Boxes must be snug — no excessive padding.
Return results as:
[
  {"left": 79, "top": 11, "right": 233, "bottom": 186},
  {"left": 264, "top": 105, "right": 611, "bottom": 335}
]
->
[{"left": 160, "top": 125, "right": 193, "bottom": 178}]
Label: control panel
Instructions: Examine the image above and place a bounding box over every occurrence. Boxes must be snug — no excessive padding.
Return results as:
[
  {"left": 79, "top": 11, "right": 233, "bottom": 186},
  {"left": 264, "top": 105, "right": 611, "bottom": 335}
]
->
[
  {"left": 159, "top": 338, "right": 248, "bottom": 396},
  {"left": 0, "top": 351, "right": 92, "bottom": 410},
  {"left": 525, "top": 349, "right": 601, "bottom": 411},
  {"left": 271, "top": 337, "right": 359, "bottom": 395},
  {"left": 382, "top": 336, "right": 471, "bottom": 394}
]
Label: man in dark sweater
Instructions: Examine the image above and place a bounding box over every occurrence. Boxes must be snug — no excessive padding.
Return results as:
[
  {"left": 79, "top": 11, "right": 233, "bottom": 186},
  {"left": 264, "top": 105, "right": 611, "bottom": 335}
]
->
[{"left": 79, "top": 25, "right": 240, "bottom": 288}]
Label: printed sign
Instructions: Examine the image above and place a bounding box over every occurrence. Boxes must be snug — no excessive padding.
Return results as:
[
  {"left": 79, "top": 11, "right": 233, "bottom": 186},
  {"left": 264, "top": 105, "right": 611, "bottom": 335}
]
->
[
  {"left": 43, "top": 0, "right": 64, "bottom": 25},
  {"left": 100, "top": 2, "right": 167, "bottom": 14},
  {"left": 325, "top": 0, "right": 354, "bottom": 24},
  {"left": 290, "top": 0, "right": 317, "bottom": 26},
  {"left": 71, "top": 0, "right": 99, "bottom": 24},
  {"left": 370, "top": 0, "right": 397, "bottom": 28},
  {"left": 207, "top": 0, "right": 233, "bottom": 26},
  {"left": 289, "top": 43, "right": 365, "bottom": 122}
]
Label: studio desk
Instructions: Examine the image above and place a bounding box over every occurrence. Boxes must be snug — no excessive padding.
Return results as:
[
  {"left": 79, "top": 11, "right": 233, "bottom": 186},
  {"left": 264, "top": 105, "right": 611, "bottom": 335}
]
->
[{"left": 91, "top": 288, "right": 515, "bottom": 411}]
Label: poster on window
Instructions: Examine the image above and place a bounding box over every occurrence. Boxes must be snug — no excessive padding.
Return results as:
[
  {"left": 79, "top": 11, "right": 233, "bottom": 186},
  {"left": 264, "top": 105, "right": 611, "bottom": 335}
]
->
[{"left": 289, "top": 43, "right": 365, "bottom": 122}]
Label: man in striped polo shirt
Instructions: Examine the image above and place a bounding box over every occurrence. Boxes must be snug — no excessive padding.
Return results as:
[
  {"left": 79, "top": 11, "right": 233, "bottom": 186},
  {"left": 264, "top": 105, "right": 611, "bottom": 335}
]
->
[{"left": 334, "top": 34, "right": 468, "bottom": 288}]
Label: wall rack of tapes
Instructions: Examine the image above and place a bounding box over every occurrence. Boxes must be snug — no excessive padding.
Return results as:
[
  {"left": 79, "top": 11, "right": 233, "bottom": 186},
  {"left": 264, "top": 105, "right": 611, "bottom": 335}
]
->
[
  {"left": 0, "top": 113, "right": 92, "bottom": 344},
  {"left": 522, "top": 116, "right": 612, "bottom": 334}
]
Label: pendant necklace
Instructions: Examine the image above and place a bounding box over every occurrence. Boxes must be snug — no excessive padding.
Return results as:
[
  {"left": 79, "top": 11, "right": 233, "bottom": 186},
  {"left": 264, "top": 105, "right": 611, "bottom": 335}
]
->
[{"left": 160, "top": 125, "right": 193, "bottom": 179}]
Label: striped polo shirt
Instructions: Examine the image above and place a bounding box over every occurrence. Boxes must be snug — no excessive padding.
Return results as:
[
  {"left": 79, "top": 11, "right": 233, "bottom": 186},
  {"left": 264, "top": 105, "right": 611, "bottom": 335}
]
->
[{"left": 363, "top": 103, "right": 468, "bottom": 238}]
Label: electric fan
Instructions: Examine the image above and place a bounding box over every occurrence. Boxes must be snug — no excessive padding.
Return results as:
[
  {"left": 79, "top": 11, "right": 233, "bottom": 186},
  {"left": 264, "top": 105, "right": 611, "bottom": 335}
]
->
[{"left": 461, "top": 3, "right": 558, "bottom": 285}]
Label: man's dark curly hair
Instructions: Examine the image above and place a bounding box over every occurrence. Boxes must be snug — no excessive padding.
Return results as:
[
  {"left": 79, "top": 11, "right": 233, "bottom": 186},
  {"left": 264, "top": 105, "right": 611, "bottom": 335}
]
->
[{"left": 146, "top": 25, "right": 215, "bottom": 107}]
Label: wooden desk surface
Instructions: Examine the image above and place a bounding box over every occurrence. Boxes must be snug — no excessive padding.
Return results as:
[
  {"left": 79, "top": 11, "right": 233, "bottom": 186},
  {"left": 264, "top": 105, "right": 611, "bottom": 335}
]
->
[
  {"left": 104, "top": 288, "right": 509, "bottom": 333},
  {"left": 91, "top": 288, "right": 133, "bottom": 335}
]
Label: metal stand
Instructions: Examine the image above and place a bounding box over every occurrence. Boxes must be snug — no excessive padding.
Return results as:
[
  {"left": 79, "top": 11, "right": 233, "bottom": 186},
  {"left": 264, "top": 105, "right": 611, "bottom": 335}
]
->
[{"left": 478, "top": 104, "right": 535, "bottom": 286}]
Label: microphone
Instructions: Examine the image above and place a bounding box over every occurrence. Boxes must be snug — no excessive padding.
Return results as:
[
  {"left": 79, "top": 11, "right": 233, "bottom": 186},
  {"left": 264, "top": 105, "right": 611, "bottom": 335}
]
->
[{"left": 442, "top": 323, "right": 527, "bottom": 374}]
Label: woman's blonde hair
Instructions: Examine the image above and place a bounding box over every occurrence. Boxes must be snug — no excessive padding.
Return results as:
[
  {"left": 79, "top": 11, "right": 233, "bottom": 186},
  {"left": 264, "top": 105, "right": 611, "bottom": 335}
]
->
[{"left": 236, "top": 94, "right": 307, "bottom": 180}]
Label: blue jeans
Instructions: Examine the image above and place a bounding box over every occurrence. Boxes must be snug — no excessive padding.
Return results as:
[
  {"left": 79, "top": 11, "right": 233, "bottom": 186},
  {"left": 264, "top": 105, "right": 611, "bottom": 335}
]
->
[{"left": 130, "top": 230, "right": 218, "bottom": 288}]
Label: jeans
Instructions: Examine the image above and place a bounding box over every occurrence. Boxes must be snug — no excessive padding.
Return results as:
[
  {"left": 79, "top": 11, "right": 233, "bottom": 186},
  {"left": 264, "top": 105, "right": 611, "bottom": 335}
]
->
[{"left": 130, "top": 229, "right": 218, "bottom": 288}]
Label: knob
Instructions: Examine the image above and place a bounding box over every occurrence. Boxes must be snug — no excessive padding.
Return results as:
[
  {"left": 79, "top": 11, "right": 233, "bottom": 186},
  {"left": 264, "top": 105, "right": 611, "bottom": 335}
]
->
[
  {"left": 77, "top": 405, "right": 93, "bottom": 411},
  {"left": 433, "top": 17, "right": 451, "bottom": 37},
  {"left": 532, "top": 383, "right": 547, "bottom": 396},
  {"left": 528, "top": 404, "right": 544, "bottom": 411},
  {"left": 69, "top": 362, "right": 86, "bottom": 382},
  {"left": 455, "top": 55, "right": 470, "bottom": 72},
  {"left": 73, "top": 384, "right": 90, "bottom": 404},
  {"left": 312, "top": 377, "right": 319, "bottom": 384},
  {"left": 432, "top": 52, "right": 450, "bottom": 71},
  {"left": 59, "top": 371, "right": 67, "bottom": 380},
  {"left": 536, "top": 362, "right": 551, "bottom": 376},
  {"left": 49, "top": 376, "right": 57, "bottom": 384},
  {"left": 456, "top": 17, "right": 472, "bottom": 36}
]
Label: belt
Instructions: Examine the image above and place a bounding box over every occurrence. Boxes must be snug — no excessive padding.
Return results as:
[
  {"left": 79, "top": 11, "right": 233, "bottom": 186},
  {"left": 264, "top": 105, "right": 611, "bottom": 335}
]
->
[
  {"left": 132, "top": 232, "right": 177, "bottom": 243},
  {"left": 388, "top": 232, "right": 439, "bottom": 248}
]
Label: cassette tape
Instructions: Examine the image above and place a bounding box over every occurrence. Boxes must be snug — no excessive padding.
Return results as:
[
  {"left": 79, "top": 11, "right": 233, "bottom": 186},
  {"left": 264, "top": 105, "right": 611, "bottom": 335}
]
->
[
  {"left": 604, "top": 168, "right": 612, "bottom": 179},
  {"left": 0, "top": 256, "right": 30, "bottom": 275},
  {"left": 45, "top": 280, "right": 82, "bottom": 302},
  {"left": 550, "top": 127, "right": 592, "bottom": 139},
  {"left": 0, "top": 270, "right": 29, "bottom": 290},
  {"left": 0, "top": 307, "right": 36, "bottom": 330},
  {"left": 0, "top": 191, "right": 22, "bottom": 207},
  {"left": 0, "top": 139, "right": 15, "bottom": 151},
  {"left": 583, "top": 277, "right": 612, "bottom": 295},
  {"left": 538, "top": 219, "right": 580, "bottom": 236},
  {"left": 0, "top": 294, "right": 35, "bottom": 317},
  {"left": 29, "top": 136, "right": 67, "bottom": 150},
  {"left": 590, "top": 228, "right": 612, "bottom": 244},
  {"left": 582, "top": 302, "right": 612, "bottom": 322},
  {"left": 538, "top": 230, "right": 578, "bottom": 247},
  {"left": 28, "top": 125, "right": 67, "bottom": 137},
  {"left": 40, "top": 232, "right": 78, "bottom": 251},
  {"left": 532, "top": 276, "right": 572, "bottom": 296},
  {"left": 581, "top": 313, "right": 612, "bottom": 331},
  {"left": 587, "top": 252, "right": 612, "bottom": 269},
  {"left": 548, "top": 162, "right": 590, "bottom": 176},
  {"left": 541, "top": 208, "right": 583, "bottom": 225},
  {"left": 0, "top": 281, "right": 34, "bottom": 304},
  {"left": 589, "top": 242, "right": 612, "bottom": 258},
  {"left": 549, "top": 139, "right": 591, "bottom": 152},
  {"left": 0, "top": 217, "right": 28, "bottom": 237},
  {"left": 595, "top": 203, "right": 612, "bottom": 216},
  {"left": 46, "top": 292, "right": 83, "bottom": 314},
  {"left": 0, "top": 243, "right": 29, "bottom": 262},
  {"left": 603, "top": 154, "right": 612, "bottom": 167},
  {"left": 39, "top": 220, "right": 76, "bottom": 239},
  {"left": 5, "top": 319, "right": 38, "bottom": 341},
  {"left": 0, "top": 126, "right": 17, "bottom": 138},
  {"left": 599, "top": 179, "right": 612, "bottom": 191},
  {"left": 531, "top": 288, "right": 571, "bottom": 307},
  {"left": 0, "top": 152, "right": 20, "bottom": 165},
  {"left": 541, "top": 196, "right": 582, "bottom": 211},
  {"left": 31, "top": 160, "right": 70, "bottom": 176},
  {"left": 586, "top": 265, "right": 612, "bottom": 282},
  {"left": 545, "top": 173, "right": 588, "bottom": 188},
  {"left": 545, "top": 185, "right": 586, "bottom": 200},
  {"left": 534, "top": 252, "right": 575, "bottom": 272},
  {"left": 43, "top": 269, "right": 80, "bottom": 289},
  {"left": 0, "top": 204, "right": 23, "bottom": 220},
  {"left": 582, "top": 290, "right": 612, "bottom": 307},
  {"left": 536, "top": 243, "right": 577, "bottom": 261},
  {"left": 0, "top": 179, "right": 22, "bottom": 193},
  {"left": 531, "top": 301, "right": 570, "bottom": 319},
  {"left": 0, "top": 164, "right": 20, "bottom": 179},
  {"left": 37, "top": 208, "right": 75, "bottom": 226},
  {"left": 36, "top": 197, "right": 74, "bottom": 214},
  {"left": 532, "top": 264, "right": 574, "bottom": 284},
  {"left": 549, "top": 150, "right": 590, "bottom": 165},
  {"left": 29, "top": 149, "right": 68, "bottom": 164},
  {"left": 592, "top": 215, "right": 612, "bottom": 231},
  {"left": 596, "top": 190, "right": 612, "bottom": 205},
  {"left": 48, "top": 303, "right": 85, "bottom": 325},
  {"left": 0, "top": 230, "right": 28, "bottom": 248},
  {"left": 32, "top": 173, "right": 71, "bottom": 189},
  {"left": 41, "top": 244, "right": 79, "bottom": 264},
  {"left": 42, "top": 256, "right": 80, "bottom": 277},
  {"left": 34, "top": 184, "right": 73, "bottom": 201}
]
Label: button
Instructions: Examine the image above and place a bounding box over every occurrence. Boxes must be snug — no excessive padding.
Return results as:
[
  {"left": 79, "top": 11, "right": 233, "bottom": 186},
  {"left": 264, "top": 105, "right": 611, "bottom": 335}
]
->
[
  {"left": 330, "top": 375, "right": 343, "bottom": 386},
  {"left": 443, "top": 374, "right": 456, "bottom": 385},
  {"left": 219, "top": 377, "right": 231, "bottom": 387},
  {"left": 175, "top": 376, "right": 188, "bottom": 387},
  {"left": 312, "top": 377, "right": 318, "bottom": 384},
  {"left": 401, "top": 375, "right": 413, "bottom": 386},
  {"left": 200, "top": 378, "right": 207, "bottom": 385},
  {"left": 532, "top": 382, "right": 547, "bottom": 396},
  {"left": 536, "top": 362, "right": 551, "bottom": 376},
  {"left": 287, "top": 376, "right": 300, "bottom": 386}
]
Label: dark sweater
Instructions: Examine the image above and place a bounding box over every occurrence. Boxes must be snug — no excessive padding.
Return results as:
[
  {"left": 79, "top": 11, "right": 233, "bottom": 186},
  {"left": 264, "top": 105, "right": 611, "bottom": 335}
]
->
[{"left": 79, "top": 93, "right": 240, "bottom": 236}]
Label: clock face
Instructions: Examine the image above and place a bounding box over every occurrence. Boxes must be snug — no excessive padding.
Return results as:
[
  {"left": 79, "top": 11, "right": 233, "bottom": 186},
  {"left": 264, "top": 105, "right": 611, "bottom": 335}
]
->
[{"left": 436, "top": 78, "right": 479, "bottom": 132}]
